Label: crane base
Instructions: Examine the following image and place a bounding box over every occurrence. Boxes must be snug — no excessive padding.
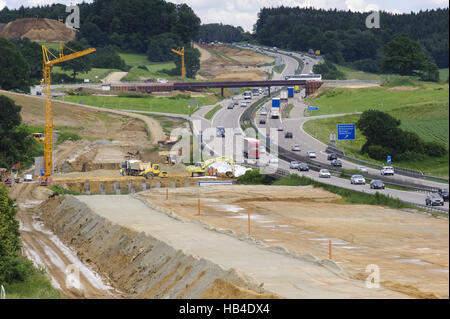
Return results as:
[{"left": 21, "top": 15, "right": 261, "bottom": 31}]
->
[{"left": 39, "top": 177, "right": 53, "bottom": 187}]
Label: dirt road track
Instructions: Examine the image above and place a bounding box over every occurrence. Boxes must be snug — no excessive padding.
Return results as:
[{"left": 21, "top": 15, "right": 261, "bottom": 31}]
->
[
  {"left": 0, "top": 90, "right": 166, "bottom": 145},
  {"left": 102, "top": 71, "right": 128, "bottom": 84}
]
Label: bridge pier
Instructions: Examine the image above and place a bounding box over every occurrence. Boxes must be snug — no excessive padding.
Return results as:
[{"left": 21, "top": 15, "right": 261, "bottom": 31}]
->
[{"left": 221, "top": 87, "right": 224, "bottom": 97}]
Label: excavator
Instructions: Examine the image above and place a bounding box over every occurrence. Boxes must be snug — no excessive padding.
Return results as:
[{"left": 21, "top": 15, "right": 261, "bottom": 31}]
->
[{"left": 187, "top": 157, "right": 235, "bottom": 178}]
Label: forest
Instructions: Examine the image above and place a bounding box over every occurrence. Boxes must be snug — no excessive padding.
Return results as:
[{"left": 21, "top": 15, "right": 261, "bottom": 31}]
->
[{"left": 255, "top": 7, "right": 449, "bottom": 72}]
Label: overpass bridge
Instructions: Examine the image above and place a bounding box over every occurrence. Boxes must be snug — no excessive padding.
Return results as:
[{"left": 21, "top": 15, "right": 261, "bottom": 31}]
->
[{"left": 110, "top": 79, "right": 323, "bottom": 96}]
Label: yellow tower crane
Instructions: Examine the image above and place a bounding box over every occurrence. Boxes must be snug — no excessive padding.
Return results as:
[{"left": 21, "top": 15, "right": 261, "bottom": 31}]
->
[
  {"left": 40, "top": 44, "right": 96, "bottom": 186},
  {"left": 171, "top": 47, "right": 185, "bottom": 78}
]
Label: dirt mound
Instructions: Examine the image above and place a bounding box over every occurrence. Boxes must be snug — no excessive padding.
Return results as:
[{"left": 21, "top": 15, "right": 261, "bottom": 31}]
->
[
  {"left": 201, "top": 279, "right": 281, "bottom": 299},
  {"left": 1, "top": 18, "right": 75, "bottom": 42}
]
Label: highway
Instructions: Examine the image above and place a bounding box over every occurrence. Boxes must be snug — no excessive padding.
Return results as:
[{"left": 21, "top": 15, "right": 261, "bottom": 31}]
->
[{"left": 190, "top": 45, "right": 448, "bottom": 212}]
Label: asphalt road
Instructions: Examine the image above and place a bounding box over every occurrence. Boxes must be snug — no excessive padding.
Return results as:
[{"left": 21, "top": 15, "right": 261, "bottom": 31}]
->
[{"left": 192, "top": 45, "right": 448, "bottom": 212}]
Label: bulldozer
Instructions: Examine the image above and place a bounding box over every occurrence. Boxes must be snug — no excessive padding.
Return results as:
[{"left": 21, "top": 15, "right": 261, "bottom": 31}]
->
[
  {"left": 139, "top": 164, "right": 169, "bottom": 179},
  {"left": 187, "top": 157, "right": 235, "bottom": 178}
]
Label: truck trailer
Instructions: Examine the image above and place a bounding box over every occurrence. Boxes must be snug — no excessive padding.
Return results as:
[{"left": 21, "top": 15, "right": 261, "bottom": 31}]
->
[
  {"left": 280, "top": 90, "right": 288, "bottom": 101},
  {"left": 271, "top": 98, "right": 281, "bottom": 119},
  {"left": 244, "top": 138, "right": 260, "bottom": 159}
]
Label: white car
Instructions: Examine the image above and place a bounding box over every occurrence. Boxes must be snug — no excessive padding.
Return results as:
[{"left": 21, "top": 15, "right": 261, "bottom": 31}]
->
[
  {"left": 358, "top": 166, "right": 368, "bottom": 173},
  {"left": 307, "top": 151, "right": 317, "bottom": 158},
  {"left": 268, "top": 157, "right": 279, "bottom": 166},
  {"left": 291, "top": 144, "right": 301, "bottom": 152},
  {"left": 381, "top": 166, "right": 395, "bottom": 176},
  {"left": 260, "top": 107, "right": 268, "bottom": 116},
  {"left": 157, "top": 78, "right": 168, "bottom": 83},
  {"left": 351, "top": 175, "right": 366, "bottom": 185},
  {"left": 240, "top": 101, "right": 247, "bottom": 107},
  {"left": 319, "top": 169, "right": 331, "bottom": 178}
]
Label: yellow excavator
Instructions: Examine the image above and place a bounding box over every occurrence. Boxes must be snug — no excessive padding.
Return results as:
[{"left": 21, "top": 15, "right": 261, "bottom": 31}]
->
[{"left": 187, "top": 157, "right": 235, "bottom": 178}]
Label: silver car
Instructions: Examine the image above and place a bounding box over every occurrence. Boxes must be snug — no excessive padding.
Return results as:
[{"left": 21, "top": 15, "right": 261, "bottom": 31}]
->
[
  {"left": 319, "top": 169, "right": 331, "bottom": 178},
  {"left": 307, "top": 151, "right": 317, "bottom": 158},
  {"left": 290, "top": 161, "right": 300, "bottom": 169},
  {"left": 351, "top": 175, "right": 366, "bottom": 185},
  {"left": 291, "top": 144, "right": 301, "bottom": 152}
]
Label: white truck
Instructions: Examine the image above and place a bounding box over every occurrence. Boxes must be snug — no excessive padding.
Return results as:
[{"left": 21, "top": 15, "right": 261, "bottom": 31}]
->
[
  {"left": 280, "top": 90, "right": 288, "bottom": 101},
  {"left": 124, "top": 160, "right": 151, "bottom": 176}
]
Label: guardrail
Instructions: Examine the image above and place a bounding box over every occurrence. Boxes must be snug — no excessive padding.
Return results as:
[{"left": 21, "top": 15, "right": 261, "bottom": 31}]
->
[{"left": 326, "top": 144, "right": 449, "bottom": 183}]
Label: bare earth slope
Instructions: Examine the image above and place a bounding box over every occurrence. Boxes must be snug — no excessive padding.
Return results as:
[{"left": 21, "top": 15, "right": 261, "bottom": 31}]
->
[{"left": 0, "top": 18, "right": 76, "bottom": 42}]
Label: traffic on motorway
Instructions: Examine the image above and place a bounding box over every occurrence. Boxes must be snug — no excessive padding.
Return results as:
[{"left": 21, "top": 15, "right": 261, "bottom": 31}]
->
[{"left": 189, "top": 44, "right": 448, "bottom": 213}]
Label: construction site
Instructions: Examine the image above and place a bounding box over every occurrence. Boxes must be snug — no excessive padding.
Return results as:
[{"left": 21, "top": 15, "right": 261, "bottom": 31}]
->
[{"left": 0, "top": 23, "right": 448, "bottom": 301}]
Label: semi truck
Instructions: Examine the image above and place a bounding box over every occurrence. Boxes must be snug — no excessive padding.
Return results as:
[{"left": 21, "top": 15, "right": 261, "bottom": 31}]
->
[
  {"left": 280, "top": 90, "right": 288, "bottom": 101},
  {"left": 271, "top": 98, "right": 280, "bottom": 119},
  {"left": 244, "top": 138, "right": 260, "bottom": 159}
]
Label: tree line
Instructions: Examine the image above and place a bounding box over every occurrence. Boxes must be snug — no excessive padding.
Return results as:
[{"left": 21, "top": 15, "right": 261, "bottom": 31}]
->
[{"left": 255, "top": 7, "right": 448, "bottom": 73}]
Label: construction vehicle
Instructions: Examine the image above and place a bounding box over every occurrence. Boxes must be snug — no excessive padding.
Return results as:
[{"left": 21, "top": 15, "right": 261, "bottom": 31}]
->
[
  {"left": 31, "top": 133, "right": 45, "bottom": 143},
  {"left": 140, "top": 164, "right": 166, "bottom": 179},
  {"left": 171, "top": 47, "right": 185, "bottom": 78},
  {"left": 124, "top": 160, "right": 152, "bottom": 176},
  {"left": 40, "top": 43, "right": 96, "bottom": 186},
  {"left": 2, "top": 162, "right": 22, "bottom": 186},
  {"left": 187, "top": 157, "right": 235, "bottom": 178}
]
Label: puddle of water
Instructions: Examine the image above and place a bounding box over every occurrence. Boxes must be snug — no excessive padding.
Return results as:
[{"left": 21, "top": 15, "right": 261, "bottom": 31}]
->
[
  {"left": 273, "top": 225, "right": 291, "bottom": 228},
  {"left": 203, "top": 198, "right": 219, "bottom": 203},
  {"left": 208, "top": 204, "right": 244, "bottom": 213},
  {"left": 18, "top": 200, "right": 43, "bottom": 210},
  {"left": 264, "top": 239, "right": 280, "bottom": 242},
  {"left": 19, "top": 221, "right": 32, "bottom": 232},
  {"left": 22, "top": 242, "right": 46, "bottom": 268},
  {"left": 427, "top": 269, "right": 449, "bottom": 274},
  {"left": 395, "top": 259, "right": 432, "bottom": 266},
  {"left": 32, "top": 219, "right": 54, "bottom": 236},
  {"left": 336, "top": 246, "right": 362, "bottom": 250},
  {"left": 41, "top": 241, "right": 66, "bottom": 271},
  {"left": 416, "top": 248, "right": 431, "bottom": 251}
]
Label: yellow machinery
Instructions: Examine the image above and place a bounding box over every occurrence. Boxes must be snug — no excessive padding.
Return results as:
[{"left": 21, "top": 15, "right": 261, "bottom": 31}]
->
[
  {"left": 40, "top": 44, "right": 96, "bottom": 185},
  {"left": 187, "top": 157, "right": 235, "bottom": 178},
  {"left": 139, "top": 164, "right": 164, "bottom": 179},
  {"left": 31, "top": 133, "right": 45, "bottom": 143},
  {"left": 171, "top": 47, "right": 185, "bottom": 78}
]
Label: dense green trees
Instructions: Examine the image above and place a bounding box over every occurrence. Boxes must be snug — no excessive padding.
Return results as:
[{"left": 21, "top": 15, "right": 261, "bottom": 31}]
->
[
  {"left": 312, "top": 61, "right": 346, "bottom": 80},
  {"left": 0, "top": 37, "right": 30, "bottom": 92},
  {"left": 356, "top": 110, "right": 447, "bottom": 161},
  {"left": 0, "top": 95, "right": 42, "bottom": 169},
  {"left": 195, "top": 23, "right": 245, "bottom": 43},
  {"left": 380, "top": 37, "right": 427, "bottom": 76},
  {"left": 59, "top": 40, "right": 93, "bottom": 80},
  {"left": 255, "top": 7, "right": 448, "bottom": 72}
]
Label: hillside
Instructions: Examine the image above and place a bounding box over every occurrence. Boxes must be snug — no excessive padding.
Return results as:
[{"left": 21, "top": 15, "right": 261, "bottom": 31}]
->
[{"left": 0, "top": 18, "right": 75, "bottom": 42}]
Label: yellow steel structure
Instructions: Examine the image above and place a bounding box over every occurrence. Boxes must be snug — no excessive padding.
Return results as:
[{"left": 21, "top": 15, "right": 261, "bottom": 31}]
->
[
  {"left": 171, "top": 47, "right": 185, "bottom": 78},
  {"left": 41, "top": 44, "right": 96, "bottom": 179}
]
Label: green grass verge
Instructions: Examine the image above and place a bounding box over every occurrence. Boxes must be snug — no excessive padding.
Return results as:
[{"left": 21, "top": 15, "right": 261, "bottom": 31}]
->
[
  {"left": 309, "top": 81, "right": 448, "bottom": 116},
  {"left": 334, "top": 64, "right": 383, "bottom": 82},
  {"left": 204, "top": 105, "right": 222, "bottom": 120},
  {"left": 3, "top": 266, "right": 60, "bottom": 299},
  {"left": 283, "top": 104, "right": 294, "bottom": 118},
  {"left": 439, "top": 68, "right": 449, "bottom": 80},
  {"left": 52, "top": 67, "right": 121, "bottom": 83},
  {"left": 273, "top": 64, "right": 286, "bottom": 74},
  {"left": 208, "top": 48, "right": 238, "bottom": 63},
  {"left": 59, "top": 94, "right": 220, "bottom": 115},
  {"left": 48, "top": 185, "right": 82, "bottom": 195}
]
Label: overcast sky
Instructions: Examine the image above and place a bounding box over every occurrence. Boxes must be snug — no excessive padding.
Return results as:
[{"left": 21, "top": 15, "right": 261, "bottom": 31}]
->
[{"left": 1, "top": 0, "right": 448, "bottom": 31}]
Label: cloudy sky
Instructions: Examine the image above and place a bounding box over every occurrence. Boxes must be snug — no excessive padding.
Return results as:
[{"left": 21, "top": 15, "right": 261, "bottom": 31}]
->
[{"left": 1, "top": 0, "right": 448, "bottom": 31}]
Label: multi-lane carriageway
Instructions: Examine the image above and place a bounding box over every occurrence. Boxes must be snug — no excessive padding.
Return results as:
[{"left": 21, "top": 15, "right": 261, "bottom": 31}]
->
[{"left": 190, "top": 45, "right": 449, "bottom": 212}]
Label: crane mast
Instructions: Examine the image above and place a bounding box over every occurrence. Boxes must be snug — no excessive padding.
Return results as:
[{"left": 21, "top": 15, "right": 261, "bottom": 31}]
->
[
  {"left": 171, "top": 47, "right": 185, "bottom": 78},
  {"left": 40, "top": 44, "right": 96, "bottom": 185}
]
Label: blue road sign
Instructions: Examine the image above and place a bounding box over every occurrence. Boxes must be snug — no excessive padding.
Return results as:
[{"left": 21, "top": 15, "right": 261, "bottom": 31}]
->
[
  {"left": 337, "top": 124, "right": 356, "bottom": 140},
  {"left": 387, "top": 156, "right": 391, "bottom": 164}
]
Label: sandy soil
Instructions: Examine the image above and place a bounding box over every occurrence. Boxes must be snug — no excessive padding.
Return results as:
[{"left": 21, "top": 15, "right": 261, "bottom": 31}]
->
[
  {"left": 0, "top": 18, "right": 75, "bottom": 42},
  {"left": 102, "top": 72, "right": 128, "bottom": 84},
  {"left": 141, "top": 185, "right": 449, "bottom": 299},
  {"left": 195, "top": 44, "right": 273, "bottom": 81},
  {"left": 10, "top": 183, "right": 121, "bottom": 298}
]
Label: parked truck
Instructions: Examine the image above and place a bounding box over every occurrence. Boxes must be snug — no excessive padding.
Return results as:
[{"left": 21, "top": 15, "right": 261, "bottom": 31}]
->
[
  {"left": 287, "top": 87, "right": 294, "bottom": 98},
  {"left": 124, "top": 160, "right": 151, "bottom": 176},
  {"left": 244, "top": 138, "right": 260, "bottom": 159},
  {"left": 271, "top": 98, "right": 281, "bottom": 119}
]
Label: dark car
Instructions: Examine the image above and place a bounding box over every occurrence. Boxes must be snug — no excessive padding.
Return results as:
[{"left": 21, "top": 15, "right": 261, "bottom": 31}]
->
[
  {"left": 298, "top": 163, "right": 309, "bottom": 171},
  {"left": 438, "top": 189, "right": 449, "bottom": 201},
  {"left": 426, "top": 194, "right": 444, "bottom": 206},
  {"left": 259, "top": 118, "right": 266, "bottom": 124},
  {"left": 285, "top": 132, "right": 293, "bottom": 138},
  {"left": 331, "top": 159, "right": 342, "bottom": 167},
  {"left": 227, "top": 103, "right": 234, "bottom": 109},
  {"left": 370, "top": 180, "right": 385, "bottom": 190},
  {"left": 327, "top": 153, "right": 338, "bottom": 161}
]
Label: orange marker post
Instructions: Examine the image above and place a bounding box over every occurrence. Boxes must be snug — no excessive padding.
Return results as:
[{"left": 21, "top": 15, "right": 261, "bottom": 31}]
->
[
  {"left": 329, "top": 240, "right": 332, "bottom": 260},
  {"left": 248, "top": 212, "right": 251, "bottom": 235},
  {"left": 166, "top": 188, "right": 168, "bottom": 200},
  {"left": 198, "top": 198, "right": 201, "bottom": 216}
]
